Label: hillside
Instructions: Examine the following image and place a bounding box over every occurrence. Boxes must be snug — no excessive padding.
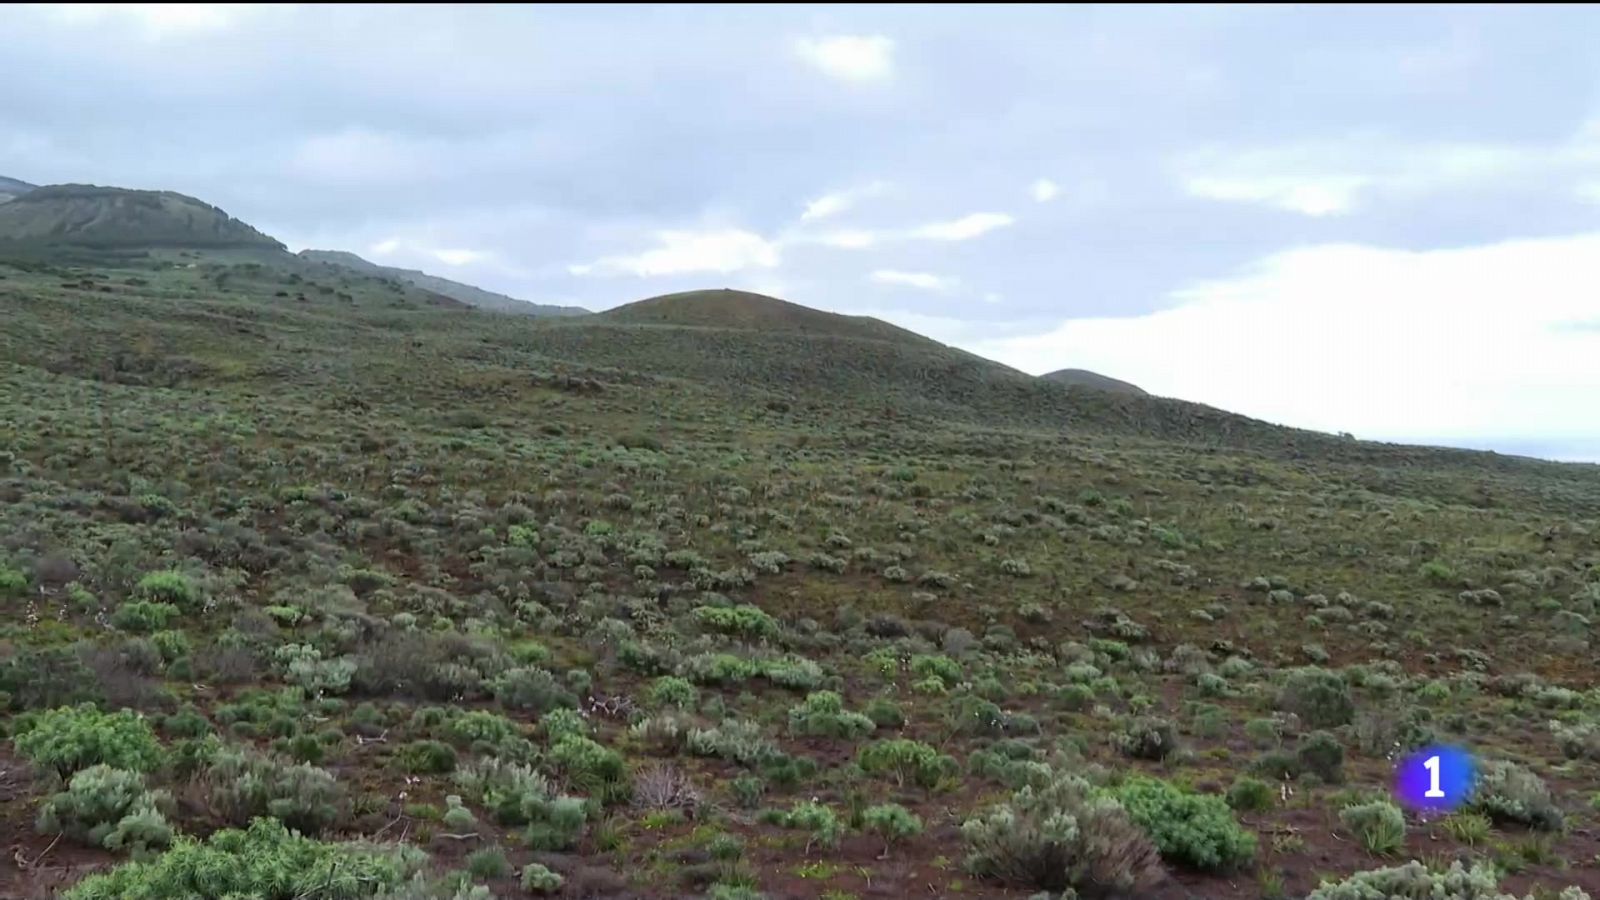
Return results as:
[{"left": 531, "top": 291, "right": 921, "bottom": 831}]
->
[
  {"left": 5, "top": 254, "right": 1600, "bottom": 900},
  {"left": 1041, "top": 367, "right": 1148, "bottom": 395},
  {"left": 0, "top": 184, "right": 283, "bottom": 251},
  {"left": 300, "top": 248, "right": 588, "bottom": 317},
  {"left": 601, "top": 288, "right": 939, "bottom": 346},
  {"left": 0, "top": 175, "right": 34, "bottom": 203}
]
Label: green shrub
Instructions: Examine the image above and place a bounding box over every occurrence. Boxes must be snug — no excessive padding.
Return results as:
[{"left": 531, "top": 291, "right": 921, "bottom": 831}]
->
[
  {"left": 1294, "top": 731, "right": 1345, "bottom": 783},
  {"left": 61, "top": 817, "right": 424, "bottom": 900},
  {"left": 862, "top": 803, "right": 923, "bottom": 854},
  {"left": 863, "top": 697, "right": 905, "bottom": 729},
  {"left": 689, "top": 719, "right": 779, "bottom": 766},
  {"left": 1470, "top": 759, "right": 1564, "bottom": 831},
  {"left": 454, "top": 758, "right": 554, "bottom": 826},
  {"left": 1305, "top": 860, "right": 1587, "bottom": 900},
  {"left": 548, "top": 734, "right": 628, "bottom": 795},
  {"left": 858, "top": 738, "right": 958, "bottom": 789},
  {"left": 489, "top": 666, "right": 577, "bottom": 712},
  {"left": 1114, "top": 716, "right": 1180, "bottom": 761},
  {"left": 1225, "top": 776, "right": 1272, "bottom": 812},
  {"left": 202, "top": 745, "right": 342, "bottom": 834},
  {"left": 768, "top": 800, "right": 842, "bottom": 851},
  {"left": 521, "top": 862, "right": 564, "bottom": 893},
  {"left": 786, "top": 691, "right": 875, "bottom": 740},
  {"left": 446, "top": 710, "right": 528, "bottom": 757},
  {"left": 960, "top": 772, "right": 1163, "bottom": 893},
  {"left": 135, "top": 570, "right": 198, "bottom": 609},
  {"left": 540, "top": 707, "right": 589, "bottom": 742},
  {"left": 910, "top": 654, "right": 962, "bottom": 687},
  {"left": 37, "top": 765, "right": 173, "bottom": 854},
  {"left": 396, "top": 740, "right": 457, "bottom": 774},
  {"left": 648, "top": 676, "right": 698, "bottom": 710},
  {"left": 465, "top": 846, "right": 511, "bottom": 879},
  {"left": 1276, "top": 667, "right": 1355, "bottom": 728},
  {"left": 441, "top": 795, "right": 478, "bottom": 832},
  {"left": 1338, "top": 800, "right": 1405, "bottom": 855},
  {"left": 524, "top": 795, "right": 587, "bottom": 851},
  {"left": 693, "top": 604, "right": 780, "bottom": 641},
  {"left": 0, "top": 565, "right": 28, "bottom": 597},
  {"left": 1110, "top": 776, "right": 1255, "bottom": 872},
  {"left": 111, "top": 601, "right": 181, "bottom": 633},
  {"left": 14, "top": 704, "right": 164, "bottom": 778}
]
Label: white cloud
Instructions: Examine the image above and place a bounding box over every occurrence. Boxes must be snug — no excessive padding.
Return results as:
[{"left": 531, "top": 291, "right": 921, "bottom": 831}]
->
[
  {"left": 968, "top": 233, "right": 1600, "bottom": 453},
  {"left": 815, "top": 230, "right": 879, "bottom": 249},
  {"left": 870, "top": 269, "right": 955, "bottom": 291},
  {"left": 798, "top": 180, "right": 888, "bottom": 222},
  {"left": 571, "top": 229, "right": 780, "bottom": 277},
  {"left": 369, "top": 238, "right": 401, "bottom": 256},
  {"left": 1177, "top": 122, "right": 1600, "bottom": 216},
  {"left": 432, "top": 248, "right": 486, "bottom": 266},
  {"left": 794, "top": 35, "right": 894, "bottom": 82},
  {"left": 912, "top": 212, "right": 1016, "bottom": 241},
  {"left": 43, "top": 4, "right": 272, "bottom": 39},
  {"left": 982, "top": 292, "right": 1003, "bottom": 304},
  {"left": 1031, "top": 179, "right": 1060, "bottom": 203}
]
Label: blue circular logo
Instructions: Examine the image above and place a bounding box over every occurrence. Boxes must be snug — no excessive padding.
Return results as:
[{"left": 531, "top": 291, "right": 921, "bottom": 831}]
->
[{"left": 1393, "top": 745, "right": 1475, "bottom": 813}]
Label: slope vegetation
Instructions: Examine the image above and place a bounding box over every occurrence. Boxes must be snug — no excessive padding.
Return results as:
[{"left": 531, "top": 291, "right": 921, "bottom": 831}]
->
[
  {"left": 300, "top": 248, "right": 588, "bottom": 317},
  {"left": 1041, "top": 367, "right": 1147, "bottom": 395}
]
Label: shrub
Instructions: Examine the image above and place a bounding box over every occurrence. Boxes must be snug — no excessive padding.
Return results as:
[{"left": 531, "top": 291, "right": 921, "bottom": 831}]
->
[
  {"left": 540, "top": 707, "right": 589, "bottom": 742},
  {"left": 694, "top": 604, "right": 780, "bottom": 640},
  {"left": 1225, "top": 776, "right": 1272, "bottom": 812},
  {"left": 521, "top": 863, "right": 564, "bottom": 893},
  {"left": 547, "top": 734, "right": 628, "bottom": 796},
  {"left": 524, "top": 795, "right": 587, "bottom": 851},
  {"left": 1470, "top": 759, "right": 1564, "bottom": 831},
  {"left": 441, "top": 795, "right": 478, "bottom": 832},
  {"left": 0, "top": 565, "right": 28, "bottom": 596},
  {"left": 786, "top": 691, "right": 875, "bottom": 740},
  {"left": 863, "top": 697, "right": 905, "bottom": 729},
  {"left": 135, "top": 571, "right": 198, "bottom": 609},
  {"left": 862, "top": 803, "right": 923, "bottom": 854},
  {"left": 768, "top": 800, "right": 842, "bottom": 852},
  {"left": 1110, "top": 776, "right": 1255, "bottom": 872},
  {"left": 689, "top": 719, "right": 778, "bottom": 766},
  {"left": 961, "top": 772, "right": 1164, "bottom": 893},
  {"left": 61, "top": 817, "right": 425, "bottom": 900},
  {"left": 1294, "top": 731, "right": 1345, "bottom": 783},
  {"left": 1276, "top": 667, "right": 1354, "bottom": 728},
  {"left": 14, "top": 704, "right": 163, "bottom": 778},
  {"left": 490, "top": 666, "right": 577, "bottom": 713},
  {"left": 648, "top": 676, "right": 698, "bottom": 710},
  {"left": 465, "top": 846, "right": 511, "bottom": 879},
  {"left": 858, "top": 739, "right": 958, "bottom": 789},
  {"left": 37, "top": 765, "right": 173, "bottom": 854},
  {"left": 111, "top": 601, "right": 181, "bottom": 633},
  {"left": 454, "top": 758, "right": 553, "bottom": 826},
  {"left": 1338, "top": 800, "right": 1406, "bottom": 856},
  {"left": 447, "top": 710, "right": 527, "bottom": 755},
  {"left": 909, "top": 654, "right": 962, "bottom": 686},
  {"left": 1114, "top": 716, "right": 1180, "bottom": 761},
  {"left": 1305, "top": 860, "right": 1589, "bottom": 900},
  {"left": 202, "top": 745, "right": 342, "bottom": 835},
  {"left": 396, "top": 740, "right": 457, "bottom": 774},
  {"left": 758, "top": 655, "right": 824, "bottom": 691}
]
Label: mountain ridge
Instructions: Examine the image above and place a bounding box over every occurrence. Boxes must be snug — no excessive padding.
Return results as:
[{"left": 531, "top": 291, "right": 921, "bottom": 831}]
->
[
  {"left": 1040, "top": 367, "right": 1148, "bottom": 395},
  {"left": 299, "top": 248, "right": 588, "bottom": 317},
  {"left": 0, "top": 183, "right": 282, "bottom": 250}
]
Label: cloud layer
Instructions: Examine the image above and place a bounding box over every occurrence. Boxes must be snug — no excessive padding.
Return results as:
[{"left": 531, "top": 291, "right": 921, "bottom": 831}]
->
[{"left": 4, "top": 5, "right": 1599, "bottom": 458}]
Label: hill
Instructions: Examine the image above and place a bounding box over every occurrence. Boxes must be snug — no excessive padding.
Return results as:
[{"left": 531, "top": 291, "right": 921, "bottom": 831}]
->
[
  {"left": 0, "top": 183, "right": 283, "bottom": 251},
  {"left": 0, "top": 175, "right": 34, "bottom": 203},
  {"left": 600, "top": 288, "right": 938, "bottom": 346},
  {"left": 300, "top": 248, "right": 588, "bottom": 317},
  {"left": 1041, "top": 367, "right": 1148, "bottom": 395}
]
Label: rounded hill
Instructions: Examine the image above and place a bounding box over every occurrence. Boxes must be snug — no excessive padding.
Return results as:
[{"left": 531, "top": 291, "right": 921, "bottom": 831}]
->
[{"left": 600, "top": 288, "right": 937, "bottom": 347}]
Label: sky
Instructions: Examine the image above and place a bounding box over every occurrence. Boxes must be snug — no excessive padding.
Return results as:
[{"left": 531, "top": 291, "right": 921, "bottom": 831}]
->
[{"left": 4, "top": 4, "right": 1600, "bottom": 461}]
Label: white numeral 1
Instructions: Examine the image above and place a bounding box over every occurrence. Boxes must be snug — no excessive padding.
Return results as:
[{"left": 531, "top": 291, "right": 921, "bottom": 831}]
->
[{"left": 1424, "top": 755, "right": 1445, "bottom": 798}]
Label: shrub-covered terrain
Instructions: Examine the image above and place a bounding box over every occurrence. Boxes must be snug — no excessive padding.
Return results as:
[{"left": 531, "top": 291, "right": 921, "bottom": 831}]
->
[{"left": 4, "top": 251, "right": 1600, "bottom": 898}]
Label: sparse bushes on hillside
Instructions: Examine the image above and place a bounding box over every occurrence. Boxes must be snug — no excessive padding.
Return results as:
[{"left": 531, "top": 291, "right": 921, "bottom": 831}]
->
[
  {"left": 37, "top": 764, "right": 173, "bottom": 853},
  {"left": 1470, "top": 759, "right": 1564, "bottom": 831},
  {"left": 1109, "top": 776, "right": 1255, "bottom": 872},
  {"left": 1276, "top": 667, "right": 1355, "bottom": 728}
]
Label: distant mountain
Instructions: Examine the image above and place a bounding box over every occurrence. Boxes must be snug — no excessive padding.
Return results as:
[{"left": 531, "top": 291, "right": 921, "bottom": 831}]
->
[
  {"left": 0, "top": 184, "right": 282, "bottom": 250},
  {"left": 1040, "top": 368, "right": 1147, "bottom": 396},
  {"left": 299, "top": 249, "right": 587, "bottom": 317},
  {"left": 0, "top": 176, "right": 35, "bottom": 204},
  {"left": 601, "top": 288, "right": 935, "bottom": 346}
]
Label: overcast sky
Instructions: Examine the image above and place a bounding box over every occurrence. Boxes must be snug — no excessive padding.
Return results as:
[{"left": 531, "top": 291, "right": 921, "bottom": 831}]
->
[{"left": 5, "top": 4, "right": 1600, "bottom": 461}]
